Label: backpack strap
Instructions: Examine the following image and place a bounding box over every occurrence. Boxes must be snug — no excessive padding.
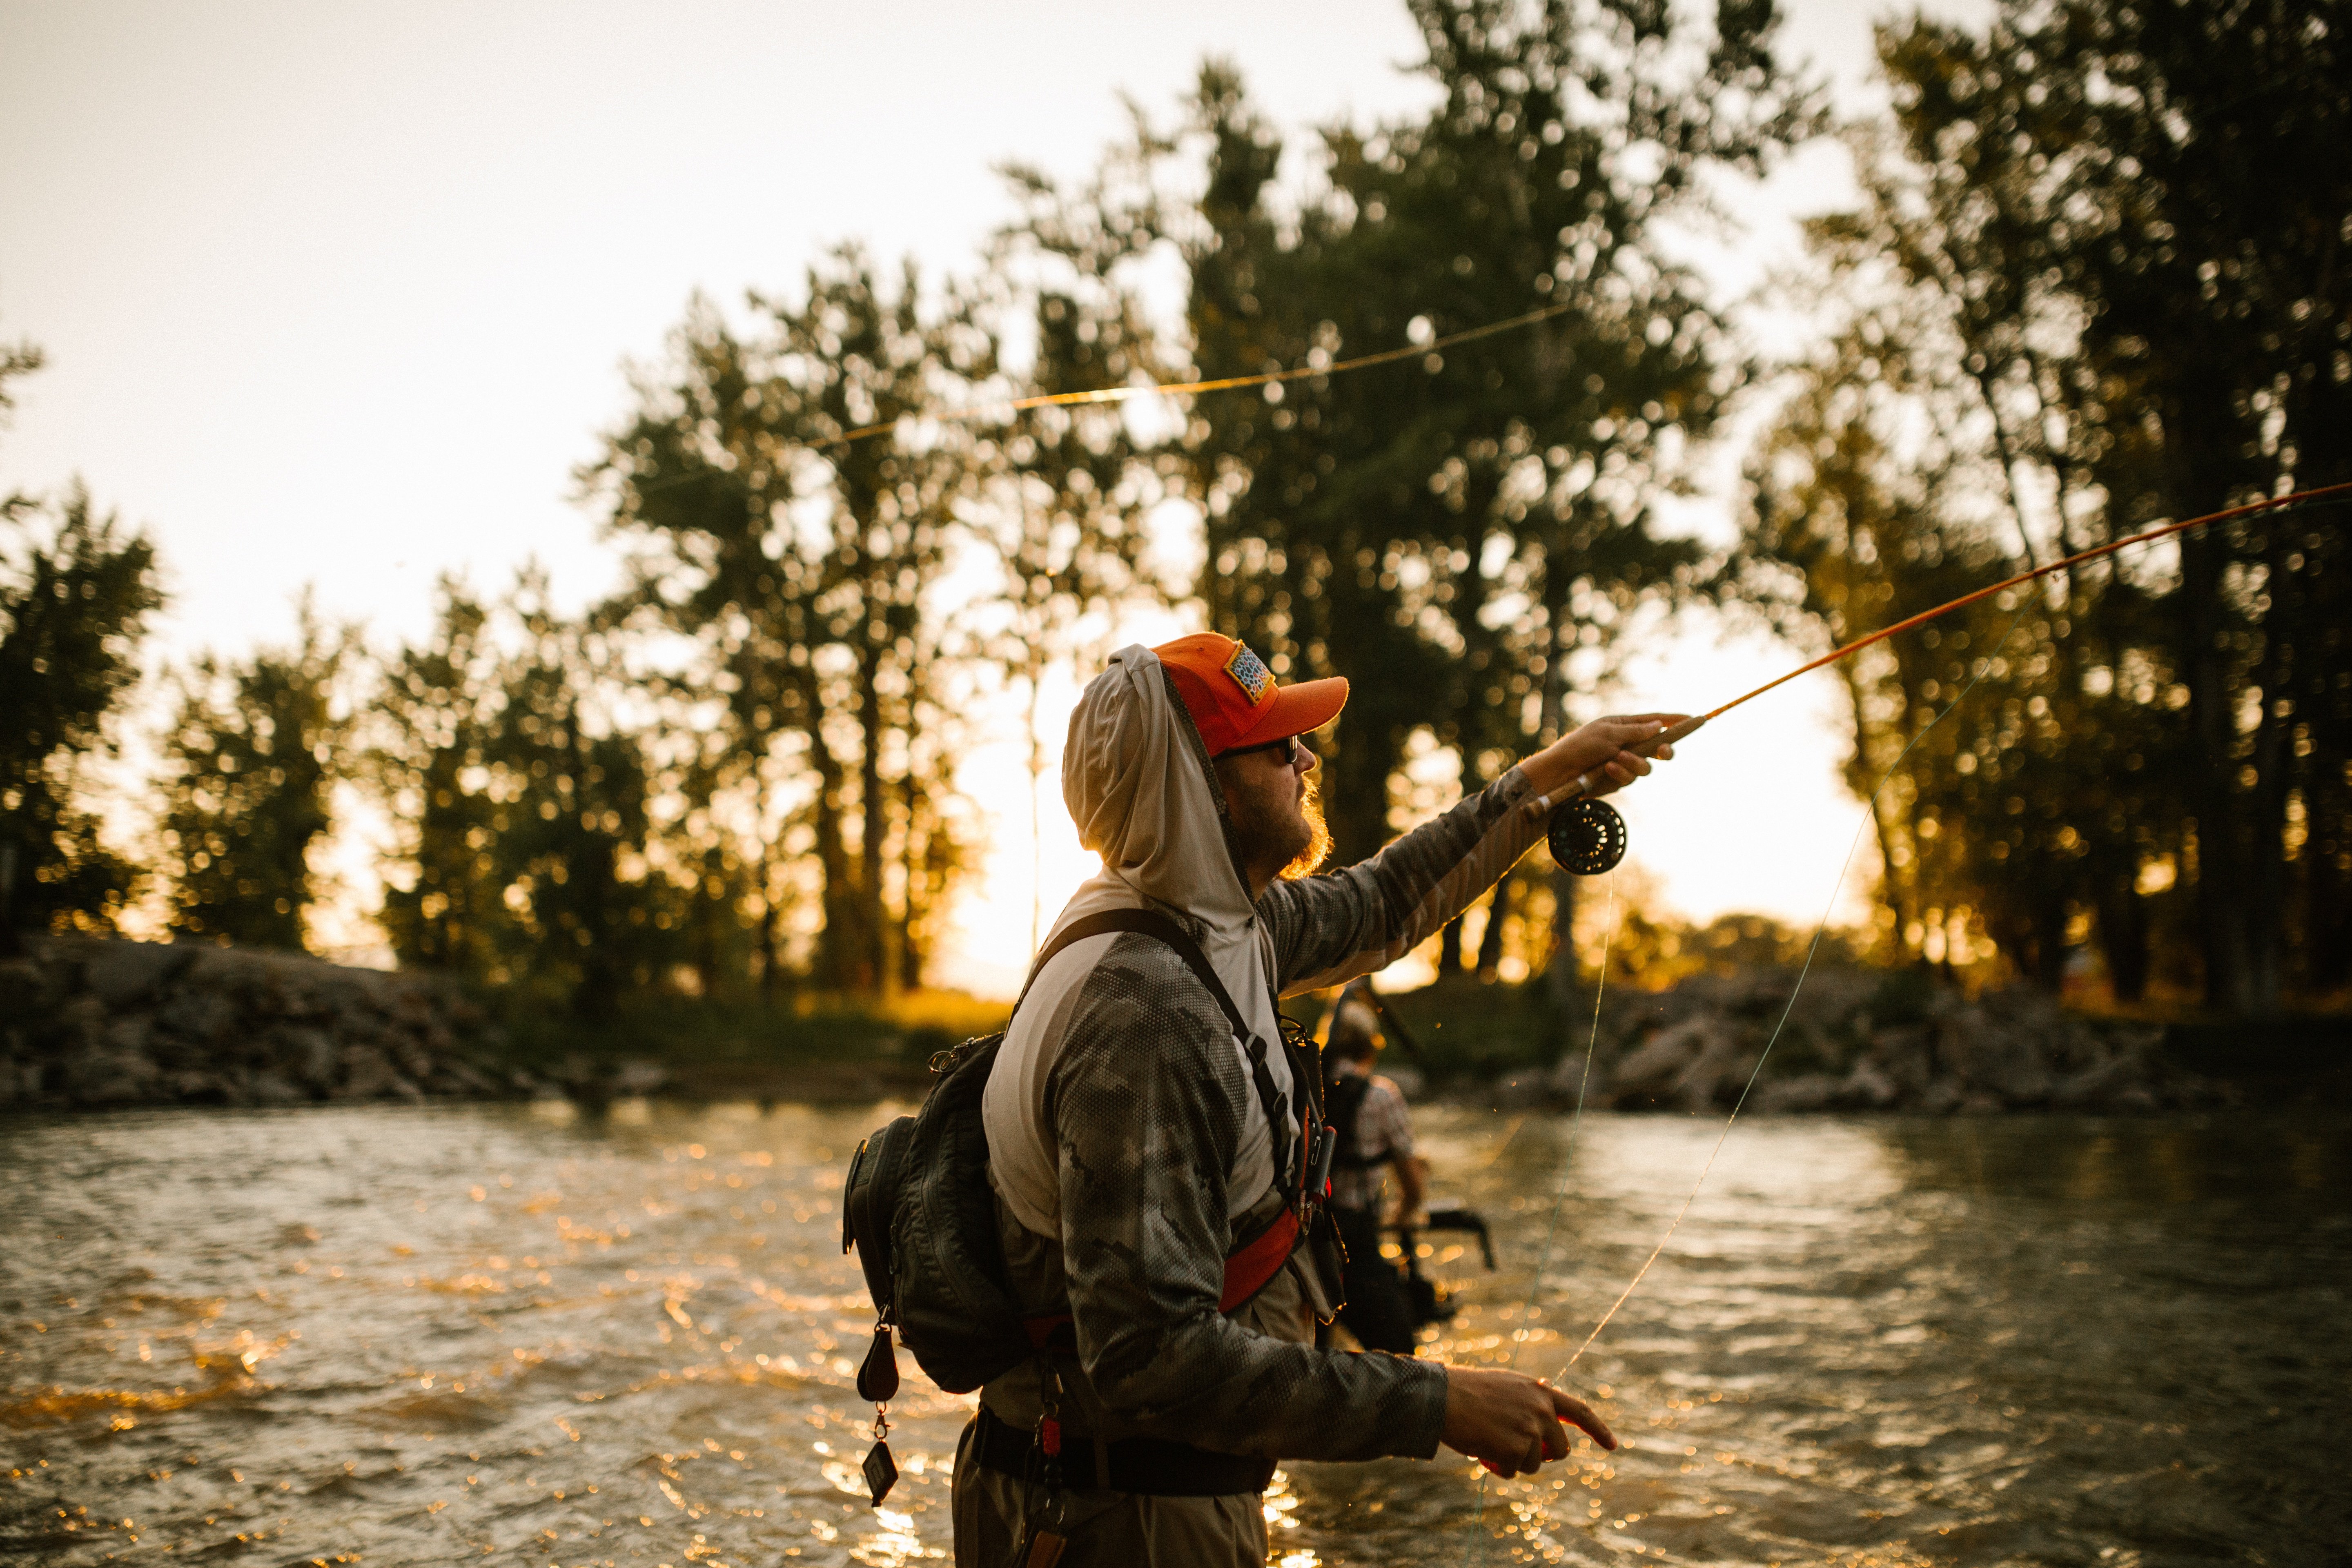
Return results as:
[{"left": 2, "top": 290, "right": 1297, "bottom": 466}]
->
[
  {"left": 1015, "top": 906, "right": 1251, "bottom": 1037},
  {"left": 1010, "top": 905, "right": 1314, "bottom": 1344},
  {"left": 1014, "top": 906, "right": 1294, "bottom": 1195}
]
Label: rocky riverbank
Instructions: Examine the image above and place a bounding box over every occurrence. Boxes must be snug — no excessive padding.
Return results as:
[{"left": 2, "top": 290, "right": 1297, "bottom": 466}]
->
[
  {"left": 0, "top": 934, "right": 577, "bottom": 1111},
  {"left": 1, "top": 935, "right": 2248, "bottom": 1116},
  {"left": 1474, "top": 966, "right": 2226, "bottom": 1114}
]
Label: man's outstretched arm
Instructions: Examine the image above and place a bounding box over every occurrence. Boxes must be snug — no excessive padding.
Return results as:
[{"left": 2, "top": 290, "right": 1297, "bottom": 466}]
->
[{"left": 1265, "top": 714, "right": 1683, "bottom": 996}]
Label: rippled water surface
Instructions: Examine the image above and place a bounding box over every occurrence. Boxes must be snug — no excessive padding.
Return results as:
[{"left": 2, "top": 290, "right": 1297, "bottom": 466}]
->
[{"left": 4, "top": 1100, "right": 2348, "bottom": 1566}]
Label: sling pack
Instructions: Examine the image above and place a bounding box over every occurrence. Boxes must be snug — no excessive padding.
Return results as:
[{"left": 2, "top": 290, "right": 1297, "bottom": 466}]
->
[{"left": 840, "top": 906, "right": 1332, "bottom": 1396}]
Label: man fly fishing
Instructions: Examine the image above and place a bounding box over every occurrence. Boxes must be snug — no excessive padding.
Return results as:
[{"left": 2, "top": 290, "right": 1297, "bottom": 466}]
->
[
  {"left": 1317, "top": 990, "right": 1425, "bottom": 1355},
  {"left": 954, "top": 633, "right": 1681, "bottom": 1566}
]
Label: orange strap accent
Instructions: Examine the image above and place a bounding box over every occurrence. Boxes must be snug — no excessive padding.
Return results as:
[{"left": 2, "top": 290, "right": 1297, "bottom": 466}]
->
[{"left": 1217, "top": 1207, "right": 1302, "bottom": 1313}]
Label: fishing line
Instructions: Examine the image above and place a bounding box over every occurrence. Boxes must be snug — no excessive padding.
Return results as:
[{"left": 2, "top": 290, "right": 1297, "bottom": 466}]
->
[
  {"left": 1503, "top": 587, "right": 2033, "bottom": 1557},
  {"left": 1473, "top": 873, "right": 1615, "bottom": 1541},
  {"left": 1555, "top": 588, "right": 2033, "bottom": 1375},
  {"left": 1489, "top": 483, "right": 2347, "bottom": 1552},
  {"left": 815, "top": 300, "right": 1577, "bottom": 448},
  {"left": 1509, "top": 869, "right": 1618, "bottom": 1366}
]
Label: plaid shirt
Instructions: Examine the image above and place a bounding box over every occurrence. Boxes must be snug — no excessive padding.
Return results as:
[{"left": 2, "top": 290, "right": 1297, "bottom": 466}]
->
[{"left": 1327, "top": 1059, "right": 1415, "bottom": 1213}]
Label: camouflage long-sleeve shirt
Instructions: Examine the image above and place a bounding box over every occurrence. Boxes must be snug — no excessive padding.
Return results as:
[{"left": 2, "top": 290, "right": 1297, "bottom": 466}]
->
[{"left": 982, "top": 761, "right": 1554, "bottom": 1463}]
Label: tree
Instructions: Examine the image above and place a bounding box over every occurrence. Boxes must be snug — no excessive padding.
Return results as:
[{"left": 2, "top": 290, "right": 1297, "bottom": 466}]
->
[
  {"left": 370, "top": 571, "right": 681, "bottom": 1014},
  {"left": 372, "top": 576, "right": 507, "bottom": 976},
  {"left": 590, "top": 249, "right": 987, "bottom": 997},
  {"left": 0, "top": 486, "right": 162, "bottom": 940},
  {"left": 0, "top": 338, "right": 164, "bottom": 944},
  {"left": 160, "top": 599, "right": 348, "bottom": 950},
  {"left": 1744, "top": 0, "right": 2351, "bottom": 1009},
  {"left": 472, "top": 584, "right": 671, "bottom": 1016},
  {"left": 1741, "top": 293, "right": 2194, "bottom": 991},
  {"left": 981, "top": 169, "right": 1172, "bottom": 944},
  {"left": 1131, "top": 0, "right": 1811, "bottom": 995}
]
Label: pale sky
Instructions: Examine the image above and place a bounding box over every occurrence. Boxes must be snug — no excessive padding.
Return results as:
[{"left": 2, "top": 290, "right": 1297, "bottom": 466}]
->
[{"left": 0, "top": 0, "right": 1958, "bottom": 996}]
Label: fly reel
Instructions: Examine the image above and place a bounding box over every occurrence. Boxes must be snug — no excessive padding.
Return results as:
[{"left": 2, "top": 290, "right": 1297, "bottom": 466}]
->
[{"left": 1546, "top": 797, "right": 1628, "bottom": 875}]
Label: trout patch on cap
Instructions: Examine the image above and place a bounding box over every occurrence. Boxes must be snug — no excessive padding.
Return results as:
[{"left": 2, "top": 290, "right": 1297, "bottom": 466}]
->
[{"left": 1223, "top": 642, "right": 1274, "bottom": 705}]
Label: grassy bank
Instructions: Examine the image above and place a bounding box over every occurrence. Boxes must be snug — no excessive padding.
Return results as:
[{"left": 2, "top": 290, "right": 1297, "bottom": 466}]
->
[{"left": 490, "top": 987, "right": 1014, "bottom": 1102}]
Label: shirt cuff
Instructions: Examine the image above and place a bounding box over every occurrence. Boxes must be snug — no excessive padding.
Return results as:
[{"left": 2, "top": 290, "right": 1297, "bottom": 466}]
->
[{"left": 1390, "top": 1357, "right": 1452, "bottom": 1460}]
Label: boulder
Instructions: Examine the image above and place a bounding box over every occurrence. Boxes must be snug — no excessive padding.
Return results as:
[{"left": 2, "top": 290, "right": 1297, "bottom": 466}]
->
[
  {"left": 0, "top": 957, "right": 50, "bottom": 1019},
  {"left": 1866, "top": 1025, "right": 1936, "bottom": 1099},
  {"left": 339, "top": 1043, "right": 405, "bottom": 1100},
  {"left": 1668, "top": 1028, "right": 1755, "bottom": 1112},
  {"left": 1940, "top": 1008, "right": 2054, "bottom": 1105},
  {"left": 164, "top": 1069, "right": 234, "bottom": 1103},
  {"left": 65, "top": 1049, "right": 162, "bottom": 1106},
  {"left": 1612, "top": 1020, "right": 1707, "bottom": 1102},
  {"left": 1754, "top": 1072, "right": 1840, "bottom": 1114},
  {"left": 154, "top": 987, "right": 236, "bottom": 1050},
  {"left": 1545, "top": 1049, "right": 1602, "bottom": 1105},
  {"left": 1918, "top": 1078, "right": 1964, "bottom": 1116},
  {"left": 247, "top": 1069, "right": 306, "bottom": 1105},
  {"left": 80, "top": 941, "right": 199, "bottom": 1009},
  {"left": 2052, "top": 1049, "right": 2145, "bottom": 1109},
  {"left": 611, "top": 1059, "right": 672, "bottom": 1096},
  {"left": 426, "top": 1058, "right": 501, "bottom": 1096},
  {"left": 275, "top": 1026, "right": 340, "bottom": 1092},
  {"left": 102, "top": 1014, "right": 157, "bottom": 1058},
  {"left": 1835, "top": 1059, "right": 1901, "bottom": 1110},
  {"left": 4, "top": 935, "right": 518, "bottom": 1111},
  {"left": 1488, "top": 1071, "right": 1550, "bottom": 1109}
]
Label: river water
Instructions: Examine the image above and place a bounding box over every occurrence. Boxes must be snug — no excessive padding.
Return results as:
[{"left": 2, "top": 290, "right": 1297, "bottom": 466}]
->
[{"left": 4, "top": 1100, "right": 2347, "bottom": 1567}]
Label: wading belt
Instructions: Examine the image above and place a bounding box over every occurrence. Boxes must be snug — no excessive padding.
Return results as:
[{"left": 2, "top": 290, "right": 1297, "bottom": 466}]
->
[
  {"left": 971, "top": 1403, "right": 1278, "bottom": 1497},
  {"left": 1007, "top": 906, "right": 1315, "bottom": 1354}
]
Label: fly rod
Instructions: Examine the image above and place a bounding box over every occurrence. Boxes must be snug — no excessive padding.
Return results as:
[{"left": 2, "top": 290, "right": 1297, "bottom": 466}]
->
[{"left": 1537, "top": 480, "right": 2352, "bottom": 871}]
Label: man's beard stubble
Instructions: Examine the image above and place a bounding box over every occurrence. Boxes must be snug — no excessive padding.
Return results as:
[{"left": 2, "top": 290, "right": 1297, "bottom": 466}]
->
[{"left": 1229, "top": 768, "right": 1332, "bottom": 883}]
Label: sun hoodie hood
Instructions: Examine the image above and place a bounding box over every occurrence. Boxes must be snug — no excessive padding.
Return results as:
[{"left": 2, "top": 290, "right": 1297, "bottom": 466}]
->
[
  {"left": 1052, "top": 643, "right": 1285, "bottom": 1048},
  {"left": 980, "top": 644, "right": 1298, "bottom": 1236}
]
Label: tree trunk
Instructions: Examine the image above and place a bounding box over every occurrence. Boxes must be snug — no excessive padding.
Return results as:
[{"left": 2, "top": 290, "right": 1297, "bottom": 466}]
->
[
  {"left": 1540, "top": 599, "right": 1576, "bottom": 1013},
  {"left": 803, "top": 697, "right": 855, "bottom": 993},
  {"left": 757, "top": 848, "right": 784, "bottom": 1007},
  {"left": 2308, "top": 739, "right": 2352, "bottom": 994},
  {"left": 858, "top": 648, "right": 890, "bottom": 998},
  {"left": 2167, "top": 373, "right": 2261, "bottom": 1013},
  {"left": 2094, "top": 864, "right": 2151, "bottom": 1004},
  {"left": 1474, "top": 879, "right": 1510, "bottom": 978}
]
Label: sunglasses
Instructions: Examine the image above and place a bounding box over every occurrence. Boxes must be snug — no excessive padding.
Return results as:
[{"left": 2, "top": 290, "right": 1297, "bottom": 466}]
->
[{"left": 1220, "top": 734, "right": 1308, "bottom": 765}]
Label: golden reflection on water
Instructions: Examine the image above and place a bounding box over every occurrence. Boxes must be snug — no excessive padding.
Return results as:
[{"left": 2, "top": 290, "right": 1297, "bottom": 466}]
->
[{"left": 4, "top": 1103, "right": 2349, "bottom": 1566}]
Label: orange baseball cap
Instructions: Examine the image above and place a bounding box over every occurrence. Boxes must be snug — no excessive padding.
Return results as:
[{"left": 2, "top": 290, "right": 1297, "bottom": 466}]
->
[{"left": 1153, "top": 633, "right": 1348, "bottom": 756}]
